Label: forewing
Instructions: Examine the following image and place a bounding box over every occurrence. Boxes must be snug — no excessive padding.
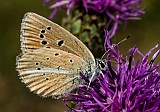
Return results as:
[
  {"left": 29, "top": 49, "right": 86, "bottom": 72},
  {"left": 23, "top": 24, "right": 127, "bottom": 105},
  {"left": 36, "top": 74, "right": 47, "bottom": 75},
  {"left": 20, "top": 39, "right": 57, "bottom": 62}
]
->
[
  {"left": 20, "top": 12, "right": 95, "bottom": 65},
  {"left": 16, "top": 48, "right": 88, "bottom": 99}
]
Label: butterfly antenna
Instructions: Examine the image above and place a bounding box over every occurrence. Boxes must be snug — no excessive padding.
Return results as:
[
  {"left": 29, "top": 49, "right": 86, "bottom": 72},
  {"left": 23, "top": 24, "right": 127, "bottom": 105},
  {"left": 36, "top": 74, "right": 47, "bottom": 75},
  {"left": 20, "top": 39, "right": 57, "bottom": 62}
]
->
[
  {"left": 101, "top": 35, "right": 131, "bottom": 60},
  {"left": 117, "top": 35, "right": 131, "bottom": 45}
]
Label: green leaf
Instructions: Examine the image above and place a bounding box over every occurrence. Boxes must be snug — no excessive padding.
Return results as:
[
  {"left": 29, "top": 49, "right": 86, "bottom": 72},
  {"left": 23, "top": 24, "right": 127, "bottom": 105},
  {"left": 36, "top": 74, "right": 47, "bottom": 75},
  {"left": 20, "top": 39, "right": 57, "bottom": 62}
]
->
[{"left": 71, "top": 19, "right": 82, "bottom": 34}]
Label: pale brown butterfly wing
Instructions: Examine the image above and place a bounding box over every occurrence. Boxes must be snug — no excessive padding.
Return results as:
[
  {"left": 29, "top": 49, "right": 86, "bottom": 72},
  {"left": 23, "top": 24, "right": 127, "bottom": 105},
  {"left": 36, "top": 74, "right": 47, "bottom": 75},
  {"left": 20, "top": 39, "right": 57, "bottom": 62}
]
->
[
  {"left": 17, "top": 48, "right": 89, "bottom": 99},
  {"left": 17, "top": 12, "right": 96, "bottom": 99},
  {"left": 20, "top": 12, "right": 95, "bottom": 66}
]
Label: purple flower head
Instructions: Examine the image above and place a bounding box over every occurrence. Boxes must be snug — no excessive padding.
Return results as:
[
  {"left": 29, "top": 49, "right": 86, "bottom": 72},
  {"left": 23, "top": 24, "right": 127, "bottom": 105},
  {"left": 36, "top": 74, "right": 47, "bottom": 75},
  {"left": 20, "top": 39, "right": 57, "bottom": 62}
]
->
[
  {"left": 43, "top": 0, "right": 144, "bottom": 38},
  {"left": 63, "top": 34, "right": 160, "bottom": 111}
]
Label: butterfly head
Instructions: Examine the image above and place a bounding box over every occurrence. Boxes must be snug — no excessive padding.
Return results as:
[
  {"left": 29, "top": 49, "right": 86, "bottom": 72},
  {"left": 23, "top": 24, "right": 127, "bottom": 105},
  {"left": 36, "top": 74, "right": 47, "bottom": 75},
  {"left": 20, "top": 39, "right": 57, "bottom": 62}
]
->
[
  {"left": 96, "top": 59, "right": 107, "bottom": 71},
  {"left": 86, "top": 59, "right": 106, "bottom": 83}
]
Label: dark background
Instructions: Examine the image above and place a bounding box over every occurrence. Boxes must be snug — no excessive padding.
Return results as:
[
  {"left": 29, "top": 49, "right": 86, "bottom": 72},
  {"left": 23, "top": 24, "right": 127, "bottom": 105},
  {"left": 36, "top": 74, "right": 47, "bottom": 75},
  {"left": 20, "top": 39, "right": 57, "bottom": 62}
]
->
[{"left": 0, "top": 0, "right": 159, "bottom": 112}]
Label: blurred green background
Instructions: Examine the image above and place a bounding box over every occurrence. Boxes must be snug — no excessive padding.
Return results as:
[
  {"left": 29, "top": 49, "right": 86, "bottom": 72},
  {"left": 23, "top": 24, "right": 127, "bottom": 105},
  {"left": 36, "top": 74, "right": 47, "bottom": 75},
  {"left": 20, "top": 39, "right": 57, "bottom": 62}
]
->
[{"left": 0, "top": 0, "right": 159, "bottom": 112}]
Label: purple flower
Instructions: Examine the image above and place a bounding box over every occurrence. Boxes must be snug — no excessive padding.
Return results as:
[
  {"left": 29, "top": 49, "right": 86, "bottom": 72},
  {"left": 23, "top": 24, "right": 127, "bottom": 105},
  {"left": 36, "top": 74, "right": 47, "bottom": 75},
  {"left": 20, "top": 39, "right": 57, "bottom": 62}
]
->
[
  {"left": 63, "top": 34, "right": 160, "bottom": 111},
  {"left": 43, "top": 0, "right": 144, "bottom": 38}
]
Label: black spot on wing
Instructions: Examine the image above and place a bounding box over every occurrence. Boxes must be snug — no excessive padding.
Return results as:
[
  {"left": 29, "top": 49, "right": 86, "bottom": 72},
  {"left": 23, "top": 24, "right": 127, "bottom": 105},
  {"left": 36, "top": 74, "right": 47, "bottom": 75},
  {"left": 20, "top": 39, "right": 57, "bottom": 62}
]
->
[
  {"left": 57, "top": 40, "right": 64, "bottom": 46},
  {"left": 41, "top": 29, "right": 45, "bottom": 33},
  {"left": 40, "top": 34, "right": 44, "bottom": 38},
  {"left": 54, "top": 53, "right": 59, "bottom": 56},
  {"left": 41, "top": 40, "right": 47, "bottom": 45},
  {"left": 47, "top": 26, "right": 51, "bottom": 30}
]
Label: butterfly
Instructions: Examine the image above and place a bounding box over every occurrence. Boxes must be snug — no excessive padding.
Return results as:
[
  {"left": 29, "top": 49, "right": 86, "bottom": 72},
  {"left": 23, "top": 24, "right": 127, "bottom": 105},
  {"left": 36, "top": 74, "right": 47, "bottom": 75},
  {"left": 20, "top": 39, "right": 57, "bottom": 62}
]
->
[{"left": 16, "top": 12, "right": 99, "bottom": 99}]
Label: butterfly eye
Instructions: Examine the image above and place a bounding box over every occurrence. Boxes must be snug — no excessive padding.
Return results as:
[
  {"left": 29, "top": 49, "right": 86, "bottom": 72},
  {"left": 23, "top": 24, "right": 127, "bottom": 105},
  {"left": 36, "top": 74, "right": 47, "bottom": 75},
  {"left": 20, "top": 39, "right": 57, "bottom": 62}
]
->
[
  {"left": 100, "top": 62, "right": 105, "bottom": 68},
  {"left": 97, "top": 60, "right": 106, "bottom": 70}
]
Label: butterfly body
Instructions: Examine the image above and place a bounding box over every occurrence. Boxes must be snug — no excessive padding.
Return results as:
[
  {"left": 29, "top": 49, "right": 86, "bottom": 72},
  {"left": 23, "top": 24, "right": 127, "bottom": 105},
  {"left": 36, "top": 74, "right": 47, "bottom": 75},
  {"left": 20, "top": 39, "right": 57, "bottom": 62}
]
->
[{"left": 16, "top": 12, "right": 96, "bottom": 99}]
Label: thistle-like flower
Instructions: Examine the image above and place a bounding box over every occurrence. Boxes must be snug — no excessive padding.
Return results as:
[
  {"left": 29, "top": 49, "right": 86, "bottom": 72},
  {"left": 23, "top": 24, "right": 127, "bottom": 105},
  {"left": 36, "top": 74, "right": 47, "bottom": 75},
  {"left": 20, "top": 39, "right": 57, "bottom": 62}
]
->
[{"left": 63, "top": 34, "right": 160, "bottom": 111}]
